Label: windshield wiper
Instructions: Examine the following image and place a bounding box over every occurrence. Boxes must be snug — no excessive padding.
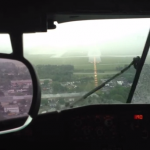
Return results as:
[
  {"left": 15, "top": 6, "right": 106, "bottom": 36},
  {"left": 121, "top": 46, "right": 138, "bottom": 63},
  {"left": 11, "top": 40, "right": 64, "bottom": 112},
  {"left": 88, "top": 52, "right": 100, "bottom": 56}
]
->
[{"left": 67, "top": 56, "right": 140, "bottom": 108}]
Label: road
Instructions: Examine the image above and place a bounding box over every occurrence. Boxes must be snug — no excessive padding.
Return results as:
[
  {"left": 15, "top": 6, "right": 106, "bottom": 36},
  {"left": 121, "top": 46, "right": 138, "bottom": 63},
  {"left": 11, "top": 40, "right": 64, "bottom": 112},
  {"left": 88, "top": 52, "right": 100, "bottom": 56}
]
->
[
  {"left": 73, "top": 72, "right": 118, "bottom": 75},
  {"left": 73, "top": 63, "right": 129, "bottom": 66}
]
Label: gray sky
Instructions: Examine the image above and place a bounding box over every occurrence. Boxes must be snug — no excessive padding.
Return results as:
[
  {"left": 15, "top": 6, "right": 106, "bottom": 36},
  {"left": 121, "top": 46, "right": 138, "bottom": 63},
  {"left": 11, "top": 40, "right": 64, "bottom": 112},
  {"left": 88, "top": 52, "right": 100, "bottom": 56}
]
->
[{"left": 1, "top": 18, "right": 150, "bottom": 56}]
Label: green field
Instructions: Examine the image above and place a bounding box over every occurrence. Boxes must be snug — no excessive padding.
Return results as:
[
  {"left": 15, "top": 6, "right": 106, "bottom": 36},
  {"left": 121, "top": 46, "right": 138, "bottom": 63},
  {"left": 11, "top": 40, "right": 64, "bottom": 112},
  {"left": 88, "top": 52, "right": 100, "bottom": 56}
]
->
[
  {"left": 25, "top": 54, "right": 150, "bottom": 74},
  {"left": 25, "top": 55, "right": 132, "bottom": 64},
  {"left": 25, "top": 55, "right": 135, "bottom": 71}
]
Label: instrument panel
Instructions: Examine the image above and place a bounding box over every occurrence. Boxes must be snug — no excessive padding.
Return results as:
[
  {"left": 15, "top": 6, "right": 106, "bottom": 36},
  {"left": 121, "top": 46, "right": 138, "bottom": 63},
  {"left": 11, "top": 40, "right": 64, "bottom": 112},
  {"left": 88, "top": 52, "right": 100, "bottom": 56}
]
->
[
  {"left": 67, "top": 113, "right": 149, "bottom": 140},
  {"left": 69, "top": 114, "right": 118, "bottom": 141},
  {"left": 60, "top": 105, "right": 150, "bottom": 150},
  {"left": 1, "top": 104, "right": 150, "bottom": 150}
]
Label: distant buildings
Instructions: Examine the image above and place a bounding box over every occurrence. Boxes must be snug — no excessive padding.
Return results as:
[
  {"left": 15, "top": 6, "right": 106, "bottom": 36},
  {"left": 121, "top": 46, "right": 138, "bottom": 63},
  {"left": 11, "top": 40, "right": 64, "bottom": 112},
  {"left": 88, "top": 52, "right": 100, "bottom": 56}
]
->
[
  {"left": 3, "top": 105, "right": 19, "bottom": 113},
  {"left": 7, "top": 80, "right": 33, "bottom": 95},
  {"left": 8, "top": 89, "right": 15, "bottom": 94},
  {"left": 40, "top": 79, "right": 52, "bottom": 85},
  {"left": 117, "top": 81, "right": 124, "bottom": 85},
  {"left": 1, "top": 102, "right": 9, "bottom": 107},
  {"left": 100, "top": 78, "right": 131, "bottom": 88},
  {"left": 61, "top": 81, "right": 77, "bottom": 89},
  {"left": 0, "top": 95, "right": 32, "bottom": 117},
  {"left": 16, "top": 89, "right": 27, "bottom": 93},
  {"left": 11, "top": 80, "right": 32, "bottom": 87}
]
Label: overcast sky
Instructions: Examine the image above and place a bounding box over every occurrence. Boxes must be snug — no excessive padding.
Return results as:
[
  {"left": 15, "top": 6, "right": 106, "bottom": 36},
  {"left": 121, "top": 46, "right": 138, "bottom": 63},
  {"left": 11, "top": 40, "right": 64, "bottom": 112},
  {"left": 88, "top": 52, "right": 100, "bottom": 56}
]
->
[{"left": 1, "top": 18, "right": 150, "bottom": 56}]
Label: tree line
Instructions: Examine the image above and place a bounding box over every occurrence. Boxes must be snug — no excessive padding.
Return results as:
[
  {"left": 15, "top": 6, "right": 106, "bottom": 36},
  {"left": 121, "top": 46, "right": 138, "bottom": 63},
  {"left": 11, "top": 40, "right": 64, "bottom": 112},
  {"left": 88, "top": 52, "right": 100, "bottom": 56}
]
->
[{"left": 35, "top": 65, "right": 74, "bottom": 82}]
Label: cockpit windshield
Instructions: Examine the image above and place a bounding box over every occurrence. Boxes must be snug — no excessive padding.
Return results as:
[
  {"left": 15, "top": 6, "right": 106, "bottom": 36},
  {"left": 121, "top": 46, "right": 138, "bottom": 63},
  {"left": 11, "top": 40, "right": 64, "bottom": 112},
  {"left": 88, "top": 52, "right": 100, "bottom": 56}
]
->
[{"left": 23, "top": 18, "right": 150, "bottom": 114}]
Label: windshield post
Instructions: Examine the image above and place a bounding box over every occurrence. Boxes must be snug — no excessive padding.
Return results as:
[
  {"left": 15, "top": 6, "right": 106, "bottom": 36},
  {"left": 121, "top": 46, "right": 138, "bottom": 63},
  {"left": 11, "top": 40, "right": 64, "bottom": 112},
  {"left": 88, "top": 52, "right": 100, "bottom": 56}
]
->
[{"left": 127, "top": 29, "right": 150, "bottom": 103}]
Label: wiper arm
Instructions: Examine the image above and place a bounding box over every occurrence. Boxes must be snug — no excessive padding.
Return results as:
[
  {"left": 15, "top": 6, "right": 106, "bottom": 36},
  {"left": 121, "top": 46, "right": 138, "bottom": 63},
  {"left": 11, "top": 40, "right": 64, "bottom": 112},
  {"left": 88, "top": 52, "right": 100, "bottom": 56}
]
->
[{"left": 67, "top": 56, "right": 140, "bottom": 108}]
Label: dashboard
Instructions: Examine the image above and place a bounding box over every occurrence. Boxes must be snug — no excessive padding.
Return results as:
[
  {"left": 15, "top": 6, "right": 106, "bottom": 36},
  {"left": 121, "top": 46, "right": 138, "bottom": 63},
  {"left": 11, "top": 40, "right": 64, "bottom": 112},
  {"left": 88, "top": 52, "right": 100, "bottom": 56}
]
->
[
  {"left": 0, "top": 104, "right": 150, "bottom": 150},
  {"left": 60, "top": 105, "right": 150, "bottom": 150}
]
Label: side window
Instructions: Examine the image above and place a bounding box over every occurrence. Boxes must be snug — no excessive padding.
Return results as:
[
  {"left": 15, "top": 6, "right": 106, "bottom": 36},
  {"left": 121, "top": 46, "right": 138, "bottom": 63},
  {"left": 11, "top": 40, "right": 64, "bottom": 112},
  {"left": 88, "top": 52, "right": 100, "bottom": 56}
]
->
[{"left": 0, "top": 34, "right": 12, "bottom": 54}]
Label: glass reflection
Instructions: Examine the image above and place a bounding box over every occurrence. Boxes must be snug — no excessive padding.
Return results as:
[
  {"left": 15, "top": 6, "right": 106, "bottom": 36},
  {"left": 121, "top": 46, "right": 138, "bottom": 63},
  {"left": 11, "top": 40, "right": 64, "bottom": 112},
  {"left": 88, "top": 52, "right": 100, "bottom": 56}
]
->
[{"left": 0, "top": 58, "right": 33, "bottom": 120}]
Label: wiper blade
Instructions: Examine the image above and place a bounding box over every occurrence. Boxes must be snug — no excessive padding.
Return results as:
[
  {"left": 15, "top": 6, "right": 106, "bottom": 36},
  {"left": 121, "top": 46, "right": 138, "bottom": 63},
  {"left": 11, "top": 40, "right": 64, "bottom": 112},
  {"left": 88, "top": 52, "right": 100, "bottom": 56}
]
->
[{"left": 67, "top": 56, "right": 140, "bottom": 108}]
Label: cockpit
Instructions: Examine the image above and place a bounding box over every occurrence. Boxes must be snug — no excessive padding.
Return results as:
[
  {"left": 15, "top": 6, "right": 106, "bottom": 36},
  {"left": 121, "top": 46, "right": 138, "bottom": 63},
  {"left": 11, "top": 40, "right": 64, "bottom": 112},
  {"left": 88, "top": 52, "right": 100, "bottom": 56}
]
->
[{"left": 0, "top": 10, "right": 150, "bottom": 150}]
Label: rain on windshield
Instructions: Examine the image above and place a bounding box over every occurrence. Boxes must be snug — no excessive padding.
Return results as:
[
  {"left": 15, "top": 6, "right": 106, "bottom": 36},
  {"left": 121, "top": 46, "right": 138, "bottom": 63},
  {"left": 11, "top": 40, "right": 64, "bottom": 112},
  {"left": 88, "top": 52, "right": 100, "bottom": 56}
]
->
[{"left": 21, "top": 18, "right": 150, "bottom": 114}]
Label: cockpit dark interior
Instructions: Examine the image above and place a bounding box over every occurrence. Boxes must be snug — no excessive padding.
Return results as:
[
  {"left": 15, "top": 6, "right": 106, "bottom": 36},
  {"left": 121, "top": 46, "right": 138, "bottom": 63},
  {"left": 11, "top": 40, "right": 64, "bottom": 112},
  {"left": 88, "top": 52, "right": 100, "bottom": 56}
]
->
[
  {"left": 0, "top": 0, "right": 150, "bottom": 150},
  {"left": 1, "top": 105, "right": 150, "bottom": 150}
]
